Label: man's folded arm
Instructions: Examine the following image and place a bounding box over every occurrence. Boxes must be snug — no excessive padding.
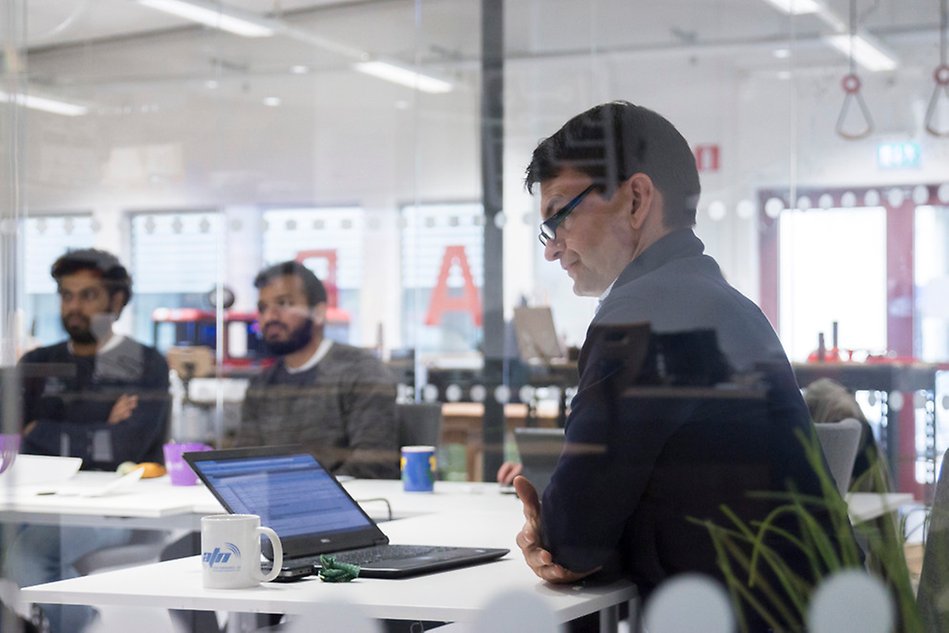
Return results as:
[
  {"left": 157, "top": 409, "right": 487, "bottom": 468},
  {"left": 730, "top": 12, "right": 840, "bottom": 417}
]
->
[{"left": 539, "top": 354, "right": 681, "bottom": 574}]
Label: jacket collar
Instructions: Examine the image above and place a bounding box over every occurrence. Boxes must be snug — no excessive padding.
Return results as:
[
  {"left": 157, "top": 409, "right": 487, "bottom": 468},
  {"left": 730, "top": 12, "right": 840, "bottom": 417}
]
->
[{"left": 612, "top": 228, "right": 705, "bottom": 291}]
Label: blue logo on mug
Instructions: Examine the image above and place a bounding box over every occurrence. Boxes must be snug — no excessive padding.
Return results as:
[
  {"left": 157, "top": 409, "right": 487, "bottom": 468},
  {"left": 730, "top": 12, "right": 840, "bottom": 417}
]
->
[{"left": 202, "top": 542, "right": 241, "bottom": 568}]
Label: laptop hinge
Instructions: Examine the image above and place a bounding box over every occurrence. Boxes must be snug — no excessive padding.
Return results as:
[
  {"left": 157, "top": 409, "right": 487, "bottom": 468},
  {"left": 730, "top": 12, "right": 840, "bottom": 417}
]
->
[{"left": 375, "top": 537, "right": 389, "bottom": 546}]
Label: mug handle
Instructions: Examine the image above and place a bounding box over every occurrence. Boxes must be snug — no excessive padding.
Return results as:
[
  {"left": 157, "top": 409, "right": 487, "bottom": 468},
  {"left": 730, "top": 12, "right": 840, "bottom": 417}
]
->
[{"left": 254, "top": 526, "right": 283, "bottom": 583}]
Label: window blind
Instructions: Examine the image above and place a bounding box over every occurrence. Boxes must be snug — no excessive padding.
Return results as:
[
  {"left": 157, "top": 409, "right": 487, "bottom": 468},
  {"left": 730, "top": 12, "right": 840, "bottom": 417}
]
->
[
  {"left": 262, "top": 207, "right": 364, "bottom": 289},
  {"left": 131, "top": 211, "right": 224, "bottom": 293},
  {"left": 24, "top": 214, "right": 96, "bottom": 294},
  {"left": 401, "top": 203, "right": 484, "bottom": 289}
]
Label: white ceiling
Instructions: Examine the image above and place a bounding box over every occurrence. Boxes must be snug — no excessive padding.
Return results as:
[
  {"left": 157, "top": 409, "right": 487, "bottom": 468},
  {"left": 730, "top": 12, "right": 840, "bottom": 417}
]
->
[{"left": 11, "top": 0, "right": 946, "bottom": 109}]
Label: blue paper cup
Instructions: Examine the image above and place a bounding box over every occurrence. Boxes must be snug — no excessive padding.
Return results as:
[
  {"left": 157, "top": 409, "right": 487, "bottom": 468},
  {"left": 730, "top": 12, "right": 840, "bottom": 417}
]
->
[{"left": 401, "top": 446, "right": 436, "bottom": 492}]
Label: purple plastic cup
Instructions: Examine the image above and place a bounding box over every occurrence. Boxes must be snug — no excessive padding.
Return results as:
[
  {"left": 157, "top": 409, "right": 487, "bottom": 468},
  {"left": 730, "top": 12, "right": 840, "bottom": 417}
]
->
[
  {"left": 0, "top": 434, "right": 20, "bottom": 475},
  {"left": 163, "top": 442, "right": 212, "bottom": 486}
]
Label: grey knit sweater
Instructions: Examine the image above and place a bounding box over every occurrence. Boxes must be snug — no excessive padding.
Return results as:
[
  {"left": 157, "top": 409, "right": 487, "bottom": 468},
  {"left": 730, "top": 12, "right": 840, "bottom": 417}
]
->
[{"left": 236, "top": 342, "right": 399, "bottom": 479}]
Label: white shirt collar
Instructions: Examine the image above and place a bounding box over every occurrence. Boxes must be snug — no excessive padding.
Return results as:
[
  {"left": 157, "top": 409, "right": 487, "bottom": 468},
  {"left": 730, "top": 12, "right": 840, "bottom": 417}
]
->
[
  {"left": 285, "top": 338, "right": 334, "bottom": 374},
  {"left": 595, "top": 280, "right": 617, "bottom": 315}
]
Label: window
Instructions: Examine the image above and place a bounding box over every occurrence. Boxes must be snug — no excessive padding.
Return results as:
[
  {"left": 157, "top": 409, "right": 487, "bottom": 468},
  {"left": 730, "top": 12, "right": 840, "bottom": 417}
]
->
[
  {"left": 915, "top": 204, "right": 949, "bottom": 362},
  {"left": 130, "top": 211, "right": 224, "bottom": 347},
  {"left": 262, "top": 207, "right": 364, "bottom": 345},
  {"left": 401, "top": 203, "right": 483, "bottom": 353},
  {"left": 778, "top": 206, "right": 887, "bottom": 361}
]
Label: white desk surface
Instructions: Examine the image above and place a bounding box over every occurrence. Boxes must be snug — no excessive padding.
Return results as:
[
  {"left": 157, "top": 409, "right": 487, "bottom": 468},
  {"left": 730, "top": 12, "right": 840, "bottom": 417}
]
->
[
  {"left": 0, "top": 472, "right": 212, "bottom": 516},
  {"left": 345, "top": 479, "right": 520, "bottom": 518},
  {"left": 13, "top": 477, "right": 913, "bottom": 626},
  {"left": 2, "top": 470, "right": 914, "bottom": 532},
  {"left": 21, "top": 509, "right": 636, "bottom": 625},
  {"left": 846, "top": 492, "right": 915, "bottom": 523},
  {"left": 0, "top": 474, "right": 516, "bottom": 523}
]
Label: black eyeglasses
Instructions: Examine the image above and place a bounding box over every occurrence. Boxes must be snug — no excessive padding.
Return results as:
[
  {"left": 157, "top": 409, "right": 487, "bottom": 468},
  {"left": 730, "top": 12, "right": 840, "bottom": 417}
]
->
[{"left": 538, "top": 184, "right": 596, "bottom": 246}]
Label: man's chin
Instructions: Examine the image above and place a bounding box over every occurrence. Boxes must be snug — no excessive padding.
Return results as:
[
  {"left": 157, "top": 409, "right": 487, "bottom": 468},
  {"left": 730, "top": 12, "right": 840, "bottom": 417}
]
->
[
  {"left": 264, "top": 338, "right": 310, "bottom": 356},
  {"left": 67, "top": 330, "right": 97, "bottom": 345},
  {"left": 571, "top": 281, "right": 601, "bottom": 298}
]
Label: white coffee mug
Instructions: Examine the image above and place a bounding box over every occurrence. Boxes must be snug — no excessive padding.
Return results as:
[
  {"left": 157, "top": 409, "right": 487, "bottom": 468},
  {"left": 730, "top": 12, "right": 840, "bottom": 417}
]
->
[{"left": 201, "top": 514, "right": 283, "bottom": 589}]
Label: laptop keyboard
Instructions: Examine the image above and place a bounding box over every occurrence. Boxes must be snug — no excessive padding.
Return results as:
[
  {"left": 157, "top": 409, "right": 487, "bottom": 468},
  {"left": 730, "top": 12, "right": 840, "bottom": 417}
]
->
[
  {"left": 286, "top": 544, "right": 463, "bottom": 569},
  {"left": 335, "top": 544, "right": 460, "bottom": 565}
]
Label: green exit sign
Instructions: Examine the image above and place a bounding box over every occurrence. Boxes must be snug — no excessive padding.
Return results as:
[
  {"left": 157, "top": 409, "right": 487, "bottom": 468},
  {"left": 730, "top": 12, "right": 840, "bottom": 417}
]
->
[{"left": 877, "top": 142, "right": 921, "bottom": 169}]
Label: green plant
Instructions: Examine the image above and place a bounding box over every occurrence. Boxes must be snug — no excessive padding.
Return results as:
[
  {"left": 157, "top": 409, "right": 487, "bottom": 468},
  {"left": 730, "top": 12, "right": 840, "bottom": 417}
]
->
[{"left": 693, "top": 429, "right": 921, "bottom": 632}]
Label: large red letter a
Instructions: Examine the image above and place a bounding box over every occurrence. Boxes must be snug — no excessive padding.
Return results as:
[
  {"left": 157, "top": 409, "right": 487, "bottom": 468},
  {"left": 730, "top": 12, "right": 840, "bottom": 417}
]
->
[{"left": 424, "top": 245, "right": 482, "bottom": 327}]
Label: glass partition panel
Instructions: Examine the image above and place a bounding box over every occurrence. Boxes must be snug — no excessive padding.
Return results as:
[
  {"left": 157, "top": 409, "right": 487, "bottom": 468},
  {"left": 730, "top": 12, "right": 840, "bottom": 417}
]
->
[{"left": 1, "top": 0, "right": 946, "bottom": 631}]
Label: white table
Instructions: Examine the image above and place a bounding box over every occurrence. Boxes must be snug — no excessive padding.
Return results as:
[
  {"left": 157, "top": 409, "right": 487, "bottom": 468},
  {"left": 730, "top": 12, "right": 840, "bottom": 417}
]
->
[
  {"left": 0, "top": 472, "right": 219, "bottom": 529},
  {"left": 344, "top": 479, "right": 520, "bottom": 519},
  {"left": 11, "top": 476, "right": 912, "bottom": 630},
  {"left": 21, "top": 503, "right": 635, "bottom": 630},
  {"left": 0, "top": 474, "right": 516, "bottom": 525},
  {"left": 1, "top": 472, "right": 914, "bottom": 530},
  {"left": 846, "top": 492, "right": 915, "bottom": 523}
]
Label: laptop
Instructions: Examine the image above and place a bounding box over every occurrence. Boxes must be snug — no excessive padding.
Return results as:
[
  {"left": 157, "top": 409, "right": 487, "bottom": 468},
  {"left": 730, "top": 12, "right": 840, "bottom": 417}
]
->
[
  {"left": 512, "top": 306, "right": 566, "bottom": 365},
  {"left": 510, "top": 427, "right": 565, "bottom": 495},
  {"left": 0, "top": 455, "right": 82, "bottom": 488},
  {"left": 185, "top": 446, "right": 509, "bottom": 581}
]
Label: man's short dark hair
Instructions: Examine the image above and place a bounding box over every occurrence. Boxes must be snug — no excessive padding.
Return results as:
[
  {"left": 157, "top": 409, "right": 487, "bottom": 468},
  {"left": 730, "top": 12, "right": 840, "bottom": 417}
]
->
[
  {"left": 51, "top": 248, "right": 133, "bottom": 308},
  {"left": 524, "top": 101, "right": 701, "bottom": 229},
  {"left": 253, "top": 261, "right": 327, "bottom": 307}
]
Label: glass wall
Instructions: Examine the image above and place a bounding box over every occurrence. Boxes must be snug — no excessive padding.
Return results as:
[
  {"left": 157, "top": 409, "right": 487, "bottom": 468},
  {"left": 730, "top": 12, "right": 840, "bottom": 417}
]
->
[{"left": 2, "top": 0, "right": 947, "bottom": 629}]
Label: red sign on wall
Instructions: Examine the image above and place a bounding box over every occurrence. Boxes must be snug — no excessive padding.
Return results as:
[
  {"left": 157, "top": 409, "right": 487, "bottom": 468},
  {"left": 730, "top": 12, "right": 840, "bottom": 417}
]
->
[
  {"left": 424, "top": 245, "right": 482, "bottom": 327},
  {"left": 694, "top": 144, "right": 720, "bottom": 173}
]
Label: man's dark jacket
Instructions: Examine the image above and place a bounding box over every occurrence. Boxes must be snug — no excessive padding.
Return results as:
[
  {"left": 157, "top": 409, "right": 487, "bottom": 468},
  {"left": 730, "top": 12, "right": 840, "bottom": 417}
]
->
[{"left": 541, "top": 229, "right": 844, "bottom": 623}]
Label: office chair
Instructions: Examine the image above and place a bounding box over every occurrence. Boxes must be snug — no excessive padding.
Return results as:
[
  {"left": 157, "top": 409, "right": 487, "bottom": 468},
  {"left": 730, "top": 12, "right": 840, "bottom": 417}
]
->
[
  {"left": 73, "top": 530, "right": 178, "bottom": 576},
  {"left": 814, "top": 418, "right": 863, "bottom": 496}
]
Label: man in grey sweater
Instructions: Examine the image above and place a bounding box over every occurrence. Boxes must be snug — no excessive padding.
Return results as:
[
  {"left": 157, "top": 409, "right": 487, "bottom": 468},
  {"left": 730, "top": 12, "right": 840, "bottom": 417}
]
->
[{"left": 235, "top": 261, "right": 399, "bottom": 479}]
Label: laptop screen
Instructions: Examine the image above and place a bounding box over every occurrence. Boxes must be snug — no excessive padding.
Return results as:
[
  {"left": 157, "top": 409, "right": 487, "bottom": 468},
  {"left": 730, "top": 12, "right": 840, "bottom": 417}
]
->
[
  {"left": 512, "top": 306, "right": 564, "bottom": 364},
  {"left": 190, "top": 452, "right": 372, "bottom": 539}
]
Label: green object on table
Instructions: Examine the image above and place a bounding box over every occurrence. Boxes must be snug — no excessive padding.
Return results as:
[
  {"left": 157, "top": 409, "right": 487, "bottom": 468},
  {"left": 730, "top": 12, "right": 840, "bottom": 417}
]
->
[{"left": 318, "top": 555, "right": 360, "bottom": 582}]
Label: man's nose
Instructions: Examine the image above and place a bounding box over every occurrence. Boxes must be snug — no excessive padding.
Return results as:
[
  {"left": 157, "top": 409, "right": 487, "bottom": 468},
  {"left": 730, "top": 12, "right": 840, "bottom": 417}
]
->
[{"left": 544, "top": 236, "right": 563, "bottom": 262}]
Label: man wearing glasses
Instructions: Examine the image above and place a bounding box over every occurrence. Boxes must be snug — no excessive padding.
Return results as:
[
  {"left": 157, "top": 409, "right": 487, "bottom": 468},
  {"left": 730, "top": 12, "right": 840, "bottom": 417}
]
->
[{"left": 513, "top": 102, "right": 845, "bottom": 631}]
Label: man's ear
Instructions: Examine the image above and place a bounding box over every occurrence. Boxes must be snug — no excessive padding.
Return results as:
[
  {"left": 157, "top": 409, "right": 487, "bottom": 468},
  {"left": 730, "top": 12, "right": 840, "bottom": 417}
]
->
[
  {"left": 311, "top": 303, "right": 328, "bottom": 326},
  {"left": 108, "top": 292, "right": 125, "bottom": 317},
  {"left": 626, "top": 173, "right": 657, "bottom": 230}
]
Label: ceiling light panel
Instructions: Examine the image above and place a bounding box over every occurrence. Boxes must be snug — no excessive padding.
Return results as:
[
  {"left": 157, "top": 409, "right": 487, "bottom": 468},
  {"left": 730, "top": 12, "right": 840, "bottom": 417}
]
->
[
  {"left": 826, "top": 33, "right": 898, "bottom": 72},
  {"left": 354, "top": 60, "right": 453, "bottom": 94},
  {"left": 761, "top": 0, "right": 821, "bottom": 15},
  {"left": 0, "top": 91, "right": 88, "bottom": 116},
  {"left": 137, "top": 0, "right": 274, "bottom": 38}
]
